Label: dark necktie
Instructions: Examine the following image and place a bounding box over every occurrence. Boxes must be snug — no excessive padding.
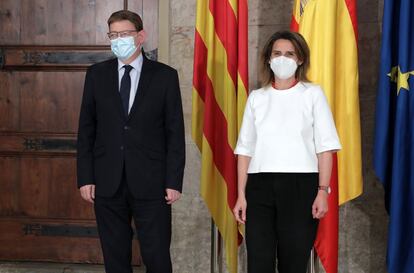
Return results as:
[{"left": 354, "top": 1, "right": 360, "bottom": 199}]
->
[{"left": 120, "top": 65, "right": 133, "bottom": 116}]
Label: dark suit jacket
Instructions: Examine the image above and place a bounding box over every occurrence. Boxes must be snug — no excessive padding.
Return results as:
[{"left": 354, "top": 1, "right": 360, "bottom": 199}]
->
[{"left": 77, "top": 55, "right": 185, "bottom": 199}]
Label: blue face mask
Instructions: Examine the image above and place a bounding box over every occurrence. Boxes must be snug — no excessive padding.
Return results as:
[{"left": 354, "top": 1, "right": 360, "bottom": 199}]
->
[{"left": 110, "top": 36, "right": 137, "bottom": 60}]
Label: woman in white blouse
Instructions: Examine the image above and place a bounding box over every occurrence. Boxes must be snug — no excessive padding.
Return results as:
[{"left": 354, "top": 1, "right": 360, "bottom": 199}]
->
[{"left": 233, "top": 31, "right": 341, "bottom": 273}]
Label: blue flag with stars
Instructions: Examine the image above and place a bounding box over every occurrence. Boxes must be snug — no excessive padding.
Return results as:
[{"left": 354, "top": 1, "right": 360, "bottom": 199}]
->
[{"left": 374, "top": 0, "right": 414, "bottom": 272}]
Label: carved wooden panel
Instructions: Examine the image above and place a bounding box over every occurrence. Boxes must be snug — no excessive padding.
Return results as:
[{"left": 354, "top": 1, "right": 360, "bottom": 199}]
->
[
  {"left": 0, "top": 46, "right": 157, "bottom": 71},
  {"left": 1, "top": 46, "right": 113, "bottom": 70}
]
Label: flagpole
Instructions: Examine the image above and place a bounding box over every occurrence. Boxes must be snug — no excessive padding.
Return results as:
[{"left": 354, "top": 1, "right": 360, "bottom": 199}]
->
[
  {"left": 314, "top": 249, "right": 319, "bottom": 273},
  {"left": 307, "top": 248, "right": 319, "bottom": 273},
  {"left": 211, "top": 219, "right": 223, "bottom": 273}
]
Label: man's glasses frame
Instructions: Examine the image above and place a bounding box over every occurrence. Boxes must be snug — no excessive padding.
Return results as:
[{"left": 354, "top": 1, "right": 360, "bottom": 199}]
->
[{"left": 107, "top": 30, "right": 139, "bottom": 40}]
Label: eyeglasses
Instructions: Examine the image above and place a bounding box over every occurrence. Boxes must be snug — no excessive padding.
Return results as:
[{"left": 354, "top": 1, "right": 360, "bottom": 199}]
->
[{"left": 107, "top": 30, "right": 138, "bottom": 40}]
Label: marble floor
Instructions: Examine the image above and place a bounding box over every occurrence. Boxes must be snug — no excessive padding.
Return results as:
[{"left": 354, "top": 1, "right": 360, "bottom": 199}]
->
[{"left": 0, "top": 262, "right": 145, "bottom": 273}]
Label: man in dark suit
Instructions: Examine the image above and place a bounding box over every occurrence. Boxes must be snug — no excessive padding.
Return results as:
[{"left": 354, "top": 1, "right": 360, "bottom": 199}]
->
[{"left": 77, "top": 10, "right": 185, "bottom": 273}]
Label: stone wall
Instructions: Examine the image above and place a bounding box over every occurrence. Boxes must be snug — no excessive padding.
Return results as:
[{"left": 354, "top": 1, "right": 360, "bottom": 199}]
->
[{"left": 168, "top": 0, "right": 388, "bottom": 272}]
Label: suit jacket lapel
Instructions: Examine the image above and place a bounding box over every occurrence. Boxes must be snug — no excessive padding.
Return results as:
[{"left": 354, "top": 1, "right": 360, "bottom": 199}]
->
[
  {"left": 127, "top": 54, "right": 154, "bottom": 121},
  {"left": 108, "top": 58, "right": 126, "bottom": 121}
]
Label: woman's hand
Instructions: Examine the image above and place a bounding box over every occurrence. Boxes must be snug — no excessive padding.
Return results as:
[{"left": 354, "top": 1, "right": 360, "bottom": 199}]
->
[
  {"left": 233, "top": 196, "right": 247, "bottom": 224},
  {"left": 312, "top": 191, "right": 328, "bottom": 219}
]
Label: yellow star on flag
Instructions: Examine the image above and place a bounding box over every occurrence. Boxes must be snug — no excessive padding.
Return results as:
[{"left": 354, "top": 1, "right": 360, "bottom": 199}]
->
[{"left": 387, "top": 66, "right": 414, "bottom": 95}]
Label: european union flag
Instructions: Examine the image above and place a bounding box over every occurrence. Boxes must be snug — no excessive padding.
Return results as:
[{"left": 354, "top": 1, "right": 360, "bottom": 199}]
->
[{"left": 374, "top": 0, "right": 414, "bottom": 272}]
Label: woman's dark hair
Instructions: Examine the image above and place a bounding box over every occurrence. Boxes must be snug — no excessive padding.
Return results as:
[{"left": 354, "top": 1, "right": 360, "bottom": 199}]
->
[
  {"left": 108, "top": 10, "right": 143, "bottom": 31},
  {"left": 260, "top": 30, "right": 310, "bottom": 86}
]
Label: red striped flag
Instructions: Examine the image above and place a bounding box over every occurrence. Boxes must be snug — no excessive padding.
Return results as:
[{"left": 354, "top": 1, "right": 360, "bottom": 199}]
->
[
  {"left": 192, "top": 1, "right": 248, "bottom": 273},
  {"left": 291, "top": 1, "right": 363, "bottom": 273}
]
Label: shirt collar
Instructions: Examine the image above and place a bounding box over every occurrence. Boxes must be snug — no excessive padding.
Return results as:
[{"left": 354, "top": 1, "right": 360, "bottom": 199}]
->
[{"left": 117, "top": 53, "right": 143, "bottom": 73}]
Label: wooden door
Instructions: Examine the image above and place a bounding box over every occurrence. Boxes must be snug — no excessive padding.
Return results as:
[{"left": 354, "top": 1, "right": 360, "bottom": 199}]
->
[{"left": 0, "top": 0, "right": 158, "bottom": 264}]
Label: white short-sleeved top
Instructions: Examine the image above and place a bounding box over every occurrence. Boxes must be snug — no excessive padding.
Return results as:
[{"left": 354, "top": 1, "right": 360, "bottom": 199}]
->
[{"left": 234, "top": 82, "right": 342, "bottom": 173}]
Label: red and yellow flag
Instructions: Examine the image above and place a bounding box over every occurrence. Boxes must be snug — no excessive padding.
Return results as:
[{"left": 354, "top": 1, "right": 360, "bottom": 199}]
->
[
  {"left": 192, "top": 1, "right": 248, "bottom": 272},
  {"left": 291, "top": 1, "right": 363, "bottom": 272}
]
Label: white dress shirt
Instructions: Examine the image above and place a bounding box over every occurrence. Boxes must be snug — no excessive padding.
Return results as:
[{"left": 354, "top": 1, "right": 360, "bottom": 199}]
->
[
  {"left": 118, "top": 53, "right": 143, "bottom": 114},
  {"left": 234, "top": 82, "right": 342, "bottom": 173}
]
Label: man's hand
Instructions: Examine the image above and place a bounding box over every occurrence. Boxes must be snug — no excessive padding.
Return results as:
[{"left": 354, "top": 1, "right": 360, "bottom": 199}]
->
[
  {"left": 80, "top": 184, "right": 95, "bottom": 203},
  {"left": 165, "top": 188, "right": 181, "bottom": 204}
]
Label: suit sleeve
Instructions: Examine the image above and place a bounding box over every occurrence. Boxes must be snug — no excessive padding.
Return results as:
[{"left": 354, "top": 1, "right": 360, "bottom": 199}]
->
[
  {"left": 77, "top": 66, "right": 96, "bottom": 188},
  {"left": 164, "top": 69, "right": 185, "bottom": 192}
]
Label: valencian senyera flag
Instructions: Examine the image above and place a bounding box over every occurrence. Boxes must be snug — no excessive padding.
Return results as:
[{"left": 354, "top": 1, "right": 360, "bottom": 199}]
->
[
  {"left": 192, "top": 0, "right": 248, "bottom": 273},
  {"left": 291, "top": 1, "right": 363, "bottom": 273},
  {"left": 374, "top": 0, "right": 414, "bottom": 272}
]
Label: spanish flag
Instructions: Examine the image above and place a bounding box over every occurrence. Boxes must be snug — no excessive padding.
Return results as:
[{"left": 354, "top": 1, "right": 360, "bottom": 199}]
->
[
  {"left": 291, "top": 1, "right": 363, "bottom": 273},
  {"left": 192, "top": 1, "right": 248, "bottom": 273}
]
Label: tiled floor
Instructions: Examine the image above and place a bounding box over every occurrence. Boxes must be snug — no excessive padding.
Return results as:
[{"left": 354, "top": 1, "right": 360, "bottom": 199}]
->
[{"left": 0, "top": 262, "right": 145, "bottom": 273}]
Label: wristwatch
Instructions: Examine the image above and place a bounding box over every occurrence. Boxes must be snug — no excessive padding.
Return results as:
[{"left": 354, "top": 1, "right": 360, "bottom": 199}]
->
[{"left": 318, "top": 185, "right": 331, "bottom": 194}]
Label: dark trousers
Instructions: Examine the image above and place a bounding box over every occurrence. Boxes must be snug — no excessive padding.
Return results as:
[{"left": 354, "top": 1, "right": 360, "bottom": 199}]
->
[
  {"left": 94, "top": 173, "right": 172, "bottom": 273},
  {"left": 245, "top": 173, "right": 319, "bottom": 273}
]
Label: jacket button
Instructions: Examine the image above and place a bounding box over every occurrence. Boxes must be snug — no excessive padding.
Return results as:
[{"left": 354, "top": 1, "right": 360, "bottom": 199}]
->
[
  {"left": 120, "top": 146, "right": 124, "bottom": 150},
  {"left": 124, "top": 126, "right": 129, "bottom": 130}
]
